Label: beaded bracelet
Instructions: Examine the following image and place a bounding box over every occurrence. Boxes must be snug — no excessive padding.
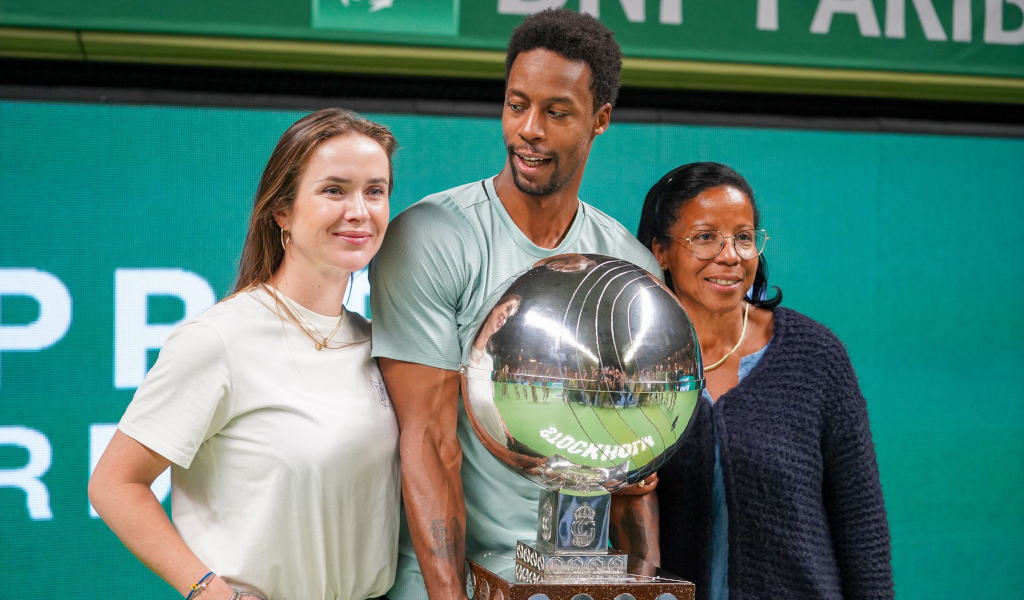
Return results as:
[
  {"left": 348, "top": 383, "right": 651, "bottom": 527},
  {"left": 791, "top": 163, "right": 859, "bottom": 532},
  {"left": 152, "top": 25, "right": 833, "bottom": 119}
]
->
[
  {"left": 229, "top": 589, "right": 264, "bottom": 600},
  {"left": 186, "top": 572, "right": 214, "bottom": 600}
]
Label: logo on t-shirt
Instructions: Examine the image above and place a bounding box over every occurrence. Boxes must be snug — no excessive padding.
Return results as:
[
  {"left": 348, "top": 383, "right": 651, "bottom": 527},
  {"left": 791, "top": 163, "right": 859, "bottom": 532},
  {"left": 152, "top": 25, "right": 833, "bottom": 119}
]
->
[{"left": 371, "top": 375, "right": 391, "bottom": 408}]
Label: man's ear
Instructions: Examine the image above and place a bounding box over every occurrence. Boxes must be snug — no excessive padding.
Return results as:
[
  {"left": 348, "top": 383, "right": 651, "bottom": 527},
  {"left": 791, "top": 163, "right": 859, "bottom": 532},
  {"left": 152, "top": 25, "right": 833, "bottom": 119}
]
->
[{"left": 593, "top": 103, "right": 612, "bottom": 136}]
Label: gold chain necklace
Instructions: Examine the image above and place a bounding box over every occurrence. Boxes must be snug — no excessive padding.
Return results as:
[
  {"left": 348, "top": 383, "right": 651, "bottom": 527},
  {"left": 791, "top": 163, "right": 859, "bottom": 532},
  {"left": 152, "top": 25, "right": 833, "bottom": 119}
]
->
[
  {"left": 702, "top": 302, "right": 749, "bottom": 372},
  {"left": 275, "top": 289, "right": 346, "bottom": 351}
]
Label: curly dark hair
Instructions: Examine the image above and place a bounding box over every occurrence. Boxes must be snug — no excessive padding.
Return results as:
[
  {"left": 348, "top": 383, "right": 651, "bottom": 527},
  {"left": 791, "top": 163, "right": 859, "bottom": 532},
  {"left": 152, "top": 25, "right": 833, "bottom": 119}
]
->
[{"left": 505, "top": 9, "right": 622, "bottom": 112}]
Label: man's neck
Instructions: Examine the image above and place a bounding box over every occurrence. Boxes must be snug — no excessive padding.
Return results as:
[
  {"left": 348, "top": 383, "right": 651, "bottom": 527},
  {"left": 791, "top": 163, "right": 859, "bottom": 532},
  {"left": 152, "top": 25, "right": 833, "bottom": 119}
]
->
[{"left": 493, "top": 165, "right": 581, "bottom": 250}]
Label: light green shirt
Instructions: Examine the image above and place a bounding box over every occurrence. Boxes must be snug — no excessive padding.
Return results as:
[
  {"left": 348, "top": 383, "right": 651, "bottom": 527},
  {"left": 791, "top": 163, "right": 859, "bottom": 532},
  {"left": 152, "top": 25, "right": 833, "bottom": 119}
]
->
[{"left": 370, "top": 177, "right": 662, "bottom": 600}]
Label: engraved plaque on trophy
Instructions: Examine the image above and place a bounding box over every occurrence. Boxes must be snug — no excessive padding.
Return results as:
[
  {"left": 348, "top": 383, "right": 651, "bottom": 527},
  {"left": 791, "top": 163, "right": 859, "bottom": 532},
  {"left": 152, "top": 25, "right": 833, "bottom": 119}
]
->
[{"left": 459, "top": 254, "right": 704, "bottom": 600}]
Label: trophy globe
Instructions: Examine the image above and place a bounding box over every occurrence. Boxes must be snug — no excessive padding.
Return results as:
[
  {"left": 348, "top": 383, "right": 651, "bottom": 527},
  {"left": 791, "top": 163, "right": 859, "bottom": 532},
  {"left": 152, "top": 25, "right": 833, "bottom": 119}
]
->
[{"left": 460, "top": 254, "right": 704, "bottom": 592}]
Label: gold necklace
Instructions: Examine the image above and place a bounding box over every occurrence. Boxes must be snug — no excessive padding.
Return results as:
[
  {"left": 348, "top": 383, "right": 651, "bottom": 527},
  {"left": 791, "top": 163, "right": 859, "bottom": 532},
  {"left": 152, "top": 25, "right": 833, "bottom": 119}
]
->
[
  {"left": 702, "top": 302, "right": 749, "bottom": 372},
  {"left": 275, "top": 289, "right": 346, "bottom": 351}
]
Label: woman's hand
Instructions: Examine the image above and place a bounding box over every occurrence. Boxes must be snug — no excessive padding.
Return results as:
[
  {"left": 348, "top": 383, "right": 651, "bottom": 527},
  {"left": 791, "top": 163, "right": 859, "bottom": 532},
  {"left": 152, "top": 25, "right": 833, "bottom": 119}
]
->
[{"left": 88, "top": 430, "right": 222, "bottom": 598}]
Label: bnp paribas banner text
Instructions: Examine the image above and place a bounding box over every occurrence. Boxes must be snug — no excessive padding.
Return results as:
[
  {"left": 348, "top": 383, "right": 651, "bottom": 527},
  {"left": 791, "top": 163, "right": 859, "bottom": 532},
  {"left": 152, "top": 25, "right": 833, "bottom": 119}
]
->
[{"left": 1, "top": 0, "right": 1021, "bottom": 78}]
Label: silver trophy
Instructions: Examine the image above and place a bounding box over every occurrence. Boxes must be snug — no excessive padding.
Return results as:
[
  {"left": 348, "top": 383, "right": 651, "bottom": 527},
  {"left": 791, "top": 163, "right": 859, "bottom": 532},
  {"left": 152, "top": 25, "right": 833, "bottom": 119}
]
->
[{"left": 460, "top": 254, "right": 704, "bottom": 597}]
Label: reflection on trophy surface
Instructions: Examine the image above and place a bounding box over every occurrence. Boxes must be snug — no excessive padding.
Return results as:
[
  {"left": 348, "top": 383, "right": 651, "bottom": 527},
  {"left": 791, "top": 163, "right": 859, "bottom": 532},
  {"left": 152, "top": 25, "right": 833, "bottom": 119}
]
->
[{"left": 460, "top": 254, "right": 704, "bottom": 597}]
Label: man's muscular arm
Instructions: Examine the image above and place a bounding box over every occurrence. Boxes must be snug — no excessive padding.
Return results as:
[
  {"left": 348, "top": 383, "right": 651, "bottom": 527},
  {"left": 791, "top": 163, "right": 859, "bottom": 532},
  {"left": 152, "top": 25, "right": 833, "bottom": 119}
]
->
[
  {"left": 609, "top": 488, "right": 661, "bottom": 568},
  {"left": 380, "top": 358, "right": 467, "bottom": 600}
]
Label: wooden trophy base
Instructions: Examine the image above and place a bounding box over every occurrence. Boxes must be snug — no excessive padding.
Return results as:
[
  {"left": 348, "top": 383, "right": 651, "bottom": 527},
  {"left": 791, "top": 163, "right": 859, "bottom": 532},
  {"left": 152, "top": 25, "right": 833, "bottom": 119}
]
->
[{"left": 467, "top": 550, "right": 695, "bottom": 600}]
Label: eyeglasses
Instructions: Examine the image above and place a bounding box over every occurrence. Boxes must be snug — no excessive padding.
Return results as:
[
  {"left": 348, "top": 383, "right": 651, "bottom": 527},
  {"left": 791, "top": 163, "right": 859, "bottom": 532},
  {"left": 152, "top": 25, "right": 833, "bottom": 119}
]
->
[{"left": 665, "top": 229, "right": 769, "bottom": 260}]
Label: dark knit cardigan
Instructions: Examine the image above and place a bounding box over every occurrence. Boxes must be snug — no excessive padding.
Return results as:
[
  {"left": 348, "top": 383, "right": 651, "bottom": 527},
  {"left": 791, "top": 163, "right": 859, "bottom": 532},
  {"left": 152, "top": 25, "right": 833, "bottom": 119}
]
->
[{"left": 659, "top": 307, "right": 894, "bottom": 600}]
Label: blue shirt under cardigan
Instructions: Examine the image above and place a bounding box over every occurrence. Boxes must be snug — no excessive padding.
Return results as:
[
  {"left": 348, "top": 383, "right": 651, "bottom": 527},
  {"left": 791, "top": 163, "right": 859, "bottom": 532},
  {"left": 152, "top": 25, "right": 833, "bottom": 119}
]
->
[
  {"left": 658, "top": 307, "right": 894, "bottom": 600},
  {"left": 706, "top": 342, "right": 771, "bottom": 600}
]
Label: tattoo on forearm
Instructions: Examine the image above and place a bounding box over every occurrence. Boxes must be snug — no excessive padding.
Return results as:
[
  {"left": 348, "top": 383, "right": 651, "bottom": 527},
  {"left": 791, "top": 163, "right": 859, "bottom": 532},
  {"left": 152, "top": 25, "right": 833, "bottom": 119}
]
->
[
  {"left": 622, "top": 504, "right": 649, "bottom": 558},
  {"left": 622, "top": 496, "right": 658, "bottom": 560},
  {"left": 429, "top": 517, "right": 463, "bottom": 570}
]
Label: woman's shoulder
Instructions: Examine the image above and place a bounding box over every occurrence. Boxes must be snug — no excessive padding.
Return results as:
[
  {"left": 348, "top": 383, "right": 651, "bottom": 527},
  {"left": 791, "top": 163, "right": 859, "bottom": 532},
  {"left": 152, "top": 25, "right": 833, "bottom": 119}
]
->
[
  {"left": 175, "top": 287, "right": 279, "bottom": 345},
  {"left": 754, "top": 308, "right": 860, "bottom": 403},
  {"left": 771, "top": 306, "right": 850, "bottom": 360},
  {"left": 199, "top": 287, "right": 272, "bottom": 323},
  {"left": 151, "top": 304, "right": 238, "bottom": 369}
]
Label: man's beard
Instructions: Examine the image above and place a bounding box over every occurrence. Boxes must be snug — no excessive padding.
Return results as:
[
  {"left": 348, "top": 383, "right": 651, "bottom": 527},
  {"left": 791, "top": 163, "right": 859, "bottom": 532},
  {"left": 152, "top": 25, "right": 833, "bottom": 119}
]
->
[{"left": 506, "top": 144, "right": 584, "bottom": 197}]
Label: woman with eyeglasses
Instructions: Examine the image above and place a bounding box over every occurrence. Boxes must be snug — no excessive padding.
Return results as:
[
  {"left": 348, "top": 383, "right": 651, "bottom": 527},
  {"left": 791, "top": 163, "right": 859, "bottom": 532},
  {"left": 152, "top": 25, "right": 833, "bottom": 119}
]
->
[{"left": 633, "top": 162, "right": 893, "bottom": 600}]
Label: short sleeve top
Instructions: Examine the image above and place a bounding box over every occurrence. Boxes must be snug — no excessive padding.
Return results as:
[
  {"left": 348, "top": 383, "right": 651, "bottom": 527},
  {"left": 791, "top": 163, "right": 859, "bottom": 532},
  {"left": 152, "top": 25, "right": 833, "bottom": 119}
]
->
[
  {"left": 369, "top": 177, "right": 661, "bottom": 600},
  {"left": 120, "top": 287, "right": 401, "bottom": 600}
]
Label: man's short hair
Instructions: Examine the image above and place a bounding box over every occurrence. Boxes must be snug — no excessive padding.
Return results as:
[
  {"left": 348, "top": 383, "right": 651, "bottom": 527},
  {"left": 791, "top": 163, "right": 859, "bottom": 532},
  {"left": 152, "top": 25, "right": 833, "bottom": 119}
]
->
[{"left": 505, "top": 9, "right": 623, "bottom": 111}]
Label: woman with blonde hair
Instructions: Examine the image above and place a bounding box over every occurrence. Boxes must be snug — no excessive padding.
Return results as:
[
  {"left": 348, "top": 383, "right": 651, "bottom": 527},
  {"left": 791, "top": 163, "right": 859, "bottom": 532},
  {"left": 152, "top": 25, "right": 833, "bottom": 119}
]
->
[{"left": 90, "top": 109, "right": 401, "bottom": 600}]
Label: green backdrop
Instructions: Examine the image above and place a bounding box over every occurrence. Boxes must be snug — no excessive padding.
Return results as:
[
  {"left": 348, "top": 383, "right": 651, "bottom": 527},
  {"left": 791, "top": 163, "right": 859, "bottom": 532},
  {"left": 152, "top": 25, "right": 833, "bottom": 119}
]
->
[{"left": 0, "top": 99, "right": 1022, "bottom": 598}]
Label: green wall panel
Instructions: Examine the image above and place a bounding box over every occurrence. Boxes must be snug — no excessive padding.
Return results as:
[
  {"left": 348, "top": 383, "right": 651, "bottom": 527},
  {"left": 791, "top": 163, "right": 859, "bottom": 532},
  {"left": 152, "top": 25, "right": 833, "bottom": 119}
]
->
[{"left": 1, "top": 99, "right": 1022, "bottom": 598}]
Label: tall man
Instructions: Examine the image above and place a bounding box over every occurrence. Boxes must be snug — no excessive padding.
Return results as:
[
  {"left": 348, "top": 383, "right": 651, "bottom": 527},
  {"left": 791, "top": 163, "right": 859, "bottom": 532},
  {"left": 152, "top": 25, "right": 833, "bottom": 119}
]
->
[{"left": 371, "top": 10, "right": 660, "bottom": 600}]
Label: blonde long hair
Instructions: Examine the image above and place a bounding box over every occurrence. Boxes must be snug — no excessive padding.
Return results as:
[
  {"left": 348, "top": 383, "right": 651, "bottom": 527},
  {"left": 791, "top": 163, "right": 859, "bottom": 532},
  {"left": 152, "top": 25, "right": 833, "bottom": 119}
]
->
[{"left": 233, "top": 108, "right": 398, "bottom": 294}]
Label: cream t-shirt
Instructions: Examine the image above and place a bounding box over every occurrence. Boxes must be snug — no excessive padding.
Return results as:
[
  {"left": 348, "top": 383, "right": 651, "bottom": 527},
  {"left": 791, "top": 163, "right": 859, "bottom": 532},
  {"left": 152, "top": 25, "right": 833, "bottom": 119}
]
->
[{"left": 119, "top": 286, "right": 400, "bottom": 600}]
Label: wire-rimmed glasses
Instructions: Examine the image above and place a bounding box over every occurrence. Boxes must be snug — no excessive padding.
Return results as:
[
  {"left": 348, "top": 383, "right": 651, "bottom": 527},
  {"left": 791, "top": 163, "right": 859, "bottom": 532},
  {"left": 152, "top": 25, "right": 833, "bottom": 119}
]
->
[{"left": 665, "top": 229, "right": 769, "bottom": 260}]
